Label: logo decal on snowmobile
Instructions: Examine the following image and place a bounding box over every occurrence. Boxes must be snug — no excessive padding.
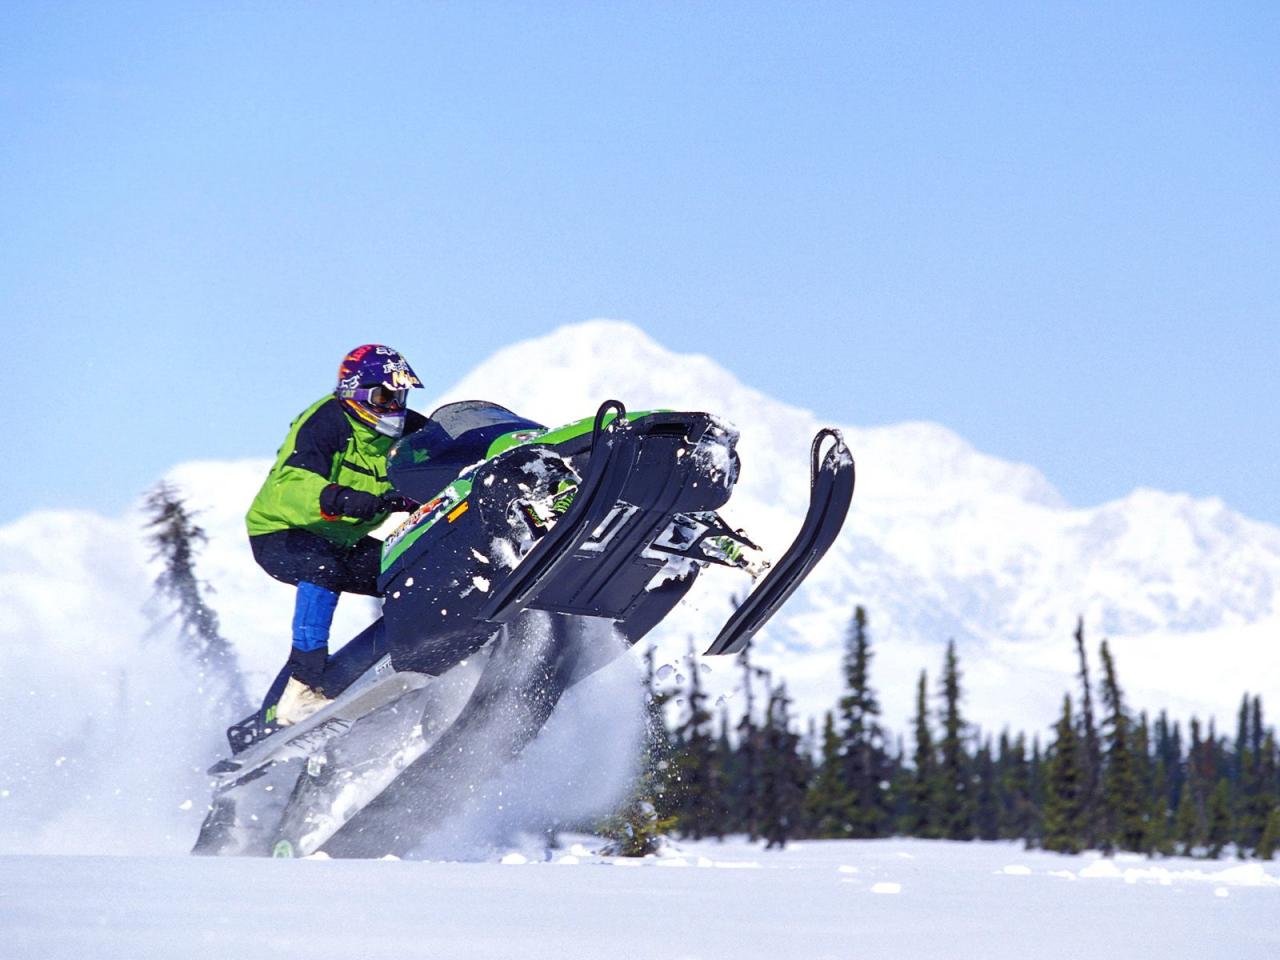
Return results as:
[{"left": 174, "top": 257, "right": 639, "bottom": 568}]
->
[{"left": 447, "top": 501, "right": 469, "bottom": 523}]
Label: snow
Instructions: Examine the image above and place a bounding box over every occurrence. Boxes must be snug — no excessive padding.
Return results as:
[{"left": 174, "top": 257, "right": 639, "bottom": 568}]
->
[{"left": 2, "top": 838, "right": 1277, "bottom": 959}]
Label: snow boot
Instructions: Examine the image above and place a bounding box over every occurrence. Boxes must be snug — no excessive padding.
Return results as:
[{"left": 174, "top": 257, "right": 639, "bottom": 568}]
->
[{"left": 275, "top": 676, "right": 333, "bottom": 726}]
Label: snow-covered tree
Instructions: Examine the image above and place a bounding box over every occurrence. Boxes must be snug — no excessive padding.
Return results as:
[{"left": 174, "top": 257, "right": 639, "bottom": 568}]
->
[{"left": 144, "top": 481, "right": 249, "bottom": 712}]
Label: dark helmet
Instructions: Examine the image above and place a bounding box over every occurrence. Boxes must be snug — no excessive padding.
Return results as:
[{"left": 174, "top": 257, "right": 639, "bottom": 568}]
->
[{"left": 335, "top": 344, "right": 422, "bottom": 437}]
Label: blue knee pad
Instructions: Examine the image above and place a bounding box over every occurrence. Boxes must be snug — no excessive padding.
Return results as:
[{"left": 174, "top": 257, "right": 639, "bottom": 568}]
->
[{"left": 292, "top": 581, "right": 339, "bottom": 652}]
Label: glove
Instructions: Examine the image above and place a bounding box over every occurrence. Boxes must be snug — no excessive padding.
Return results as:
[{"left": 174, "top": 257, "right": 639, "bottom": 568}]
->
[
  {"left": 379, "top": 492, "right": 419, "bottom": 514},
  {"left": 320, "top": 484, "right": 383, "bottom": 521}
]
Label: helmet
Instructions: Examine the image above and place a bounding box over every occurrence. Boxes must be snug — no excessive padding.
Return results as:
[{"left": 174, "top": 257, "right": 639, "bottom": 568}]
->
[{"left": 335, "top": 344, "right": 422, "bottom": 437}]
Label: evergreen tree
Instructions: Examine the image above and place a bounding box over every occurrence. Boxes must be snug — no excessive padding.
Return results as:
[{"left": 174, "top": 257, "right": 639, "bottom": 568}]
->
[
  {"left": 735, "top": 649, "right": 763, "bottom": 842},
  {"left": 886, "top": 734, "right": 915, "bottom": 835},
  {"left": 670, "top": 643, "right": 721, "bottom": 839},
  {"left": 1028, "top": 735, "right": 1045, "bottom": 845},
  {"left": 837, "top": 606, "right": 891, "bottom": 837},
  {"left": 1255, "top": 730, "right": 1280, "bottom": 857},
  {"left": 598, "top": 719, "right": 679, "bottom": 863},
  {"left": 1133, "top": 712, "right": 1154, "bottom": 811},
  {"left": 1166, "top": 717, "right": 1186, "bottom": 811},
  {"left": 972, "top": 736, "right": 999, "bottom": 841},
  {"left": 641, "top": 645, "right": 677, "bottom": 820},
  {"left": 1176, "top": 717, "right": 1210, "bottom": 855},
  {"left": 1042, "top": 695, "right": 1087, "bottom": 853},
  {"left": 1174, "top": 777, "right": 1205, "bottom": 856},
  {"left": 713, "top": 709, "right": 740, "bottom": 834},
  {"left": 759, "top": 679, "right": 806, "bottom": 849},
  {"left": 1144, "top": 754, "right": 1174, "bottom": 856},
  {"left": 997, "top": 732, "right": 1035, "bottom": 840},
  {"left": 1235, "top": 694, "right": 1266, "bottom": 853},
  {"left": 1257, "top": 806, "right": 1280, "bottom": 861},
  {"left": 144, "top": 482, "right": 248, "bottom": 710},
  {"left": 804, "top": 711, "right": 852, "bottom": 837},
  {"left": 1098, "top": 641, "right": 1144, "bottom": 852},
  {"left": 937, "top": 641, "right": 972, "bottom": 840},
  {"left": 907, "top": 670, "right": 939, "bottom": 838},
  {"left": 1073, "top": 618, "right": 1102, "bottom": 847},
  {"left": 1205, "top": 779, "right": 1233, "bottom": 859}
]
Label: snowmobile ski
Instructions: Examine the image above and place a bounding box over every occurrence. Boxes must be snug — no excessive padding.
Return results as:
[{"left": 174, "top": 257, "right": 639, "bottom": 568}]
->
[
  {"left": 703, "top": 429, "right": 855, "bottom": 656},
  {"left": 207, "top": 656, "right": 431, "bottom": 789}
]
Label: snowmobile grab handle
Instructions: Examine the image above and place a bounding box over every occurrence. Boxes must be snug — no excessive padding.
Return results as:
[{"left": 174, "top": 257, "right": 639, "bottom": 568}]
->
[{"left": 591, "top": 399, "right": 628, "bottom": 455}]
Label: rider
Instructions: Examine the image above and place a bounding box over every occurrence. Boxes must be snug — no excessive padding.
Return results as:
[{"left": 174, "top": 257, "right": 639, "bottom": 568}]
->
[{"left": 246, "top": 345, "right": 426, "bottom": 726}]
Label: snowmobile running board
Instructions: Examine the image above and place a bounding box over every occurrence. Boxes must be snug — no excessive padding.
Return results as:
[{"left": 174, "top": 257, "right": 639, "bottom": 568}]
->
[
  {"left": 207, "top": 657, "right": 431, "bottom": 789},
  {"left": 703, "top": 429, "right": 855, "bottom": 657}
]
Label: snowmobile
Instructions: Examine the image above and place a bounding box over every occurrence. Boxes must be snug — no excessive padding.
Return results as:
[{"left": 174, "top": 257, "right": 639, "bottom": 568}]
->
[{"left": 193, "top": 399, "right": 854, "bottom": 858}]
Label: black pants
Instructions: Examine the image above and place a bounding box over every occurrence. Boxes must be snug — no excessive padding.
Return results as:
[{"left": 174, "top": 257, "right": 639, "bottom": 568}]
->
[
  {"left": 249, "top": 529, "right": 382, "bottom": 596},
  {"left": 249, "top": 529, "right": 383, "bottom": 708}
]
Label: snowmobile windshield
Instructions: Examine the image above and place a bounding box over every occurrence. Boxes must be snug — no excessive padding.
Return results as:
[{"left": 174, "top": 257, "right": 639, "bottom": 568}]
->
[{"left": 387, "top": 400, "right": 547, "bottom": 502}]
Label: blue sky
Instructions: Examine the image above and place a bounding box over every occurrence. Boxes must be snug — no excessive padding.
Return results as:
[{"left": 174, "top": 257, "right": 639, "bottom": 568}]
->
[{"left": 3, "top": 2, "right": 1277, "bottom": 525}]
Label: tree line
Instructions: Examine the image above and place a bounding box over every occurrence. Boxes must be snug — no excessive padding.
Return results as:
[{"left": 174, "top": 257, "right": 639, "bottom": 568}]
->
[{"left": 612, "top": 608, "right": 1280, "bottom": 859}]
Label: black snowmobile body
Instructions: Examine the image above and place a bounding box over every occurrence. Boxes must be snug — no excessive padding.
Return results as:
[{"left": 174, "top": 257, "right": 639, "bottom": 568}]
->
[{"left": 194, "top": 399, "right": 854, "bottom": 858}]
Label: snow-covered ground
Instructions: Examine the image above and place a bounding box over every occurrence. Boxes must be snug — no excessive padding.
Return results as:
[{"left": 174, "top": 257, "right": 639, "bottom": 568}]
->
[{"left": 3, "top": 837, "right": 1277, "bottom": 960}]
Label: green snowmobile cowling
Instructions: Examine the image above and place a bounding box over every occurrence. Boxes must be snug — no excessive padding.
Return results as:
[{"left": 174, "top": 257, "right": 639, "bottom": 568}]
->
[
  {"left": 373, "top": 401, "right": 745, "bottom": 675},
  {"left": 377, "top": 403, "right": 665, "bottom": 577}
]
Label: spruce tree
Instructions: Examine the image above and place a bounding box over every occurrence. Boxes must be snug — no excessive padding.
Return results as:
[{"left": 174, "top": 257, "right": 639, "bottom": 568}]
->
[
  {"left": 805, "top": 711, "right": 852, "bottom": 837},
  {"left": 908, "top": 670, "right": 939, "bottom": 838},
  {"left": 1098, "top": 641, "right": 1144, "bottom": 852},
  {"left": 670, "top": 643, "right": 720, "bottom": 839},
  {"left": 606, "top": 645, "right": 681, "bottom": 853},
  {"left": 1257, "top": 807, "right": 1280, "bottom": 860},
  {"left": 735, "top": 649, "right": 763, "bottom": 842},
  {"left": 972, "top": 737, "right": 999, "bottom": 841},
  {"left": 759, "top": 679, "right": 806, "bottom": 849},
  {"left": 1255, "top": 730, "right": 1280, "bottom": 858},
  {"left": 714, "top": 709, "right": 740, "bottom": 835},
  {"left": 997, "top": 732, "right": 1035, "bottom": 841},
  {"left": 837, "top": 606, "right": 891, "bottom": 837},
  {"left": 1235, "top": 694, "right": 1267, "bottom": 853},
  {"left": 1205, "top": 779, "right": 1233, "bottom": 859},
  {"left": 1073, "top": 618, "right": 1102, "bottom": 848},
  {"left": 1176, "top": 717, "right": 1210, "bottom": 855},
  {"left": 1042, "top": 695, "right": 1087, "bottom": 853},
  {"left": 1028, "top": 735, "right": 1045, "bottom": 845},
  {"left": 1144, "top": 755, "right": 1174, "bottom": 856},
  {"left": 598, "top": 747, "right": 679, "bottom": 859},
  {"left": 1174, "top": 780, "right": 1204, "bottom": 856},
  {"left": 886, "top": 734, "right": 915, "bottom": 835},
  {"left": 937, "top": 641, "right": 972, "bottom": 840},
  {"left": 144, "top": 481, "right": 248, "bottom": 711}
]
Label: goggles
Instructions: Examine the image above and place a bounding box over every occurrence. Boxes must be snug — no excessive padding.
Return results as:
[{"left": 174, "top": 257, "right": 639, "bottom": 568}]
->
[{"left": 344, "top": 385, "right": 408, "bottom": 412}]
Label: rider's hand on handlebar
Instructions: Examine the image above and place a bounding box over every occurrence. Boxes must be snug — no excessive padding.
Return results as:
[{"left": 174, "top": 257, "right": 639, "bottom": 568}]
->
[{"left": 379, "top": 492, "right": 420, "bottom": 515}]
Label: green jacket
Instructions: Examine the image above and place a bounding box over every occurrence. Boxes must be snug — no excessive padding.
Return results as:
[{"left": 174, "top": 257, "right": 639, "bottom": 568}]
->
[{"left": 246, "top": 396, "right": 418, "bottom": 548}]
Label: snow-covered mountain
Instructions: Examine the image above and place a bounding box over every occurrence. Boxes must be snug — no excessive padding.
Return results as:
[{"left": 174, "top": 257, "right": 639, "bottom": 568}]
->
[
  {"left": 2, "top": 320, "right": 1277, "bottom": 853},
  {"left": 438, "top": 321, "right": 1280, "bottom": 730}
]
